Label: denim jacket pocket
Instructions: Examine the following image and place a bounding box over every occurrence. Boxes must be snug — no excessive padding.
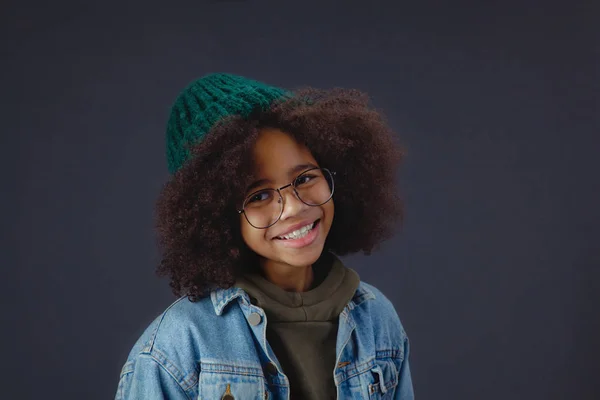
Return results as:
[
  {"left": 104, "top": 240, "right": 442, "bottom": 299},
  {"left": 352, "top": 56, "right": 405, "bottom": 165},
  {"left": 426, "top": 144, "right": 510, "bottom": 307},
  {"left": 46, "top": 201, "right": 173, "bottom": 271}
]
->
[
  {"left": 367, "top": 358, "right": 399, "bottom": 399},
  {"left": 198, "top": 362, "right": 266, "bottom": 400}
]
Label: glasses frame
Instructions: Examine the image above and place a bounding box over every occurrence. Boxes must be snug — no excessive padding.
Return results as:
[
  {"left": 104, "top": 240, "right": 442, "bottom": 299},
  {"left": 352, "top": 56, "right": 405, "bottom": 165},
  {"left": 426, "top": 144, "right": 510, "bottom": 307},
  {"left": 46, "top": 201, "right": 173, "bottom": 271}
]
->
[{"left": 237, "top": 167, "right": 336, "bottom": 229}]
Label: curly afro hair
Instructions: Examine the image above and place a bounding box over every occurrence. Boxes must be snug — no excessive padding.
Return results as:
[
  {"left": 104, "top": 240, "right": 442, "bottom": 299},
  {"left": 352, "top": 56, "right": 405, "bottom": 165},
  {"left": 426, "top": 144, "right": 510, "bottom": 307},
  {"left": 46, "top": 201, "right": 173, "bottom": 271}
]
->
[{"left": 155, "top": 88, "right": 404, "bottom": 301}]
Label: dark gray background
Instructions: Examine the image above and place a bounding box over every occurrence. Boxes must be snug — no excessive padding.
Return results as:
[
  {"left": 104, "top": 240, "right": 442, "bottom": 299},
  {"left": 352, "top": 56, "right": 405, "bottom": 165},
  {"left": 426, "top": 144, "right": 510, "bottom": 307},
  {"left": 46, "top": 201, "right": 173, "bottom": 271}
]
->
[{"left": 3, "top": 1, "right": 599, "bottom": 399}]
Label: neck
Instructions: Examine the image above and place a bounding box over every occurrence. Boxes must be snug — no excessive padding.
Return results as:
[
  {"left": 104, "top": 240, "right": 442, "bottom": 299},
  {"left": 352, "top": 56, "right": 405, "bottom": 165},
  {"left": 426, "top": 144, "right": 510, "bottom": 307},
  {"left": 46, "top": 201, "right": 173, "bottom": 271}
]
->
[{"left": 259, "top": 259, "right": 314, "bottom": 292}]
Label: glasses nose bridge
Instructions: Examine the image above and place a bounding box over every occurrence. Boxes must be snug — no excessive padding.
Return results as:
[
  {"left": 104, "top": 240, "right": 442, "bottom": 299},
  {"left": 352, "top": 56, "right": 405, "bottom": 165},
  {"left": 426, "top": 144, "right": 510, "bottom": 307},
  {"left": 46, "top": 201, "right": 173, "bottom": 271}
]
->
[{"left": 276, "top": 182, "right": 299, "bottom": 205}]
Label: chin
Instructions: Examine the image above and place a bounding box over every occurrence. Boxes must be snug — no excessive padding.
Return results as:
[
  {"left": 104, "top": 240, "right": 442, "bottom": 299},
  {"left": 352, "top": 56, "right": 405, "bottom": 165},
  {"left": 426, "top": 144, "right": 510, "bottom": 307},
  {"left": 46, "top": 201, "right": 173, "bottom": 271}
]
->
[{"left": 280, "top": 248, "right": 324, "bottom": 268}]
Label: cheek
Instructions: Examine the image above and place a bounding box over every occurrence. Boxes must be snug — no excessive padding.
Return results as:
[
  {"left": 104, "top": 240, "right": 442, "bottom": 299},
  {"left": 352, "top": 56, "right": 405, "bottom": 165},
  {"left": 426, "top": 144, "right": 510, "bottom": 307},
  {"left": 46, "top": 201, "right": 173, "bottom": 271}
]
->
[
  {"left": 240, "top": 216, "right": 252, "bottom": 245},
  {"left": 240, "top": 216, "right": 265, "bottom": 250},
  {"left": 324, "top": 200, "right": 335, "bottom": 226}
]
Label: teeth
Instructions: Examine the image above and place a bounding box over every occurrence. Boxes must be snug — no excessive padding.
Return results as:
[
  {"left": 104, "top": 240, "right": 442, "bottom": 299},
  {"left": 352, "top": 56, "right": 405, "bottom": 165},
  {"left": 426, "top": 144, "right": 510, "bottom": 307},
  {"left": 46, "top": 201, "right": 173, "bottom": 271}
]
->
[{"left": 279, "top": 223, "right": 314, "bottom": 240}]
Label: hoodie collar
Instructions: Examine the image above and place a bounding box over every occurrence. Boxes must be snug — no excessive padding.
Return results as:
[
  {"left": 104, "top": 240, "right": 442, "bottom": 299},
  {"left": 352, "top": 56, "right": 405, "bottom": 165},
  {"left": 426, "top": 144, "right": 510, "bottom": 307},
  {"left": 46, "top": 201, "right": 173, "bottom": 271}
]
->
[{"left": 210, "top": 282, "right": 375, "bottom": 315}]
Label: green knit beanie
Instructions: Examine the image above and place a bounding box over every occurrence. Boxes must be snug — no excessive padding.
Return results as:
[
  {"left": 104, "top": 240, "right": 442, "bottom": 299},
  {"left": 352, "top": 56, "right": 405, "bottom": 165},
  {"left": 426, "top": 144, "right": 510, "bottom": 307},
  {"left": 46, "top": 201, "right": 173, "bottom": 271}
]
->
[{"left": 165, "top": 73, "right": 291, "bottom": 174}]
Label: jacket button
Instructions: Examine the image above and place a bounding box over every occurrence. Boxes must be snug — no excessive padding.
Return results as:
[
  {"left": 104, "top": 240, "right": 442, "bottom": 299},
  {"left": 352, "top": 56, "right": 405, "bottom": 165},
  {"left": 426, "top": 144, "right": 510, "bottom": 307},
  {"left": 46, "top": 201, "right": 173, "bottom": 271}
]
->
[
  {"left": 265, "top": 362, "right": 278, "bottom": 375},
  {"left": 222, "top": 383, "right": 234, "bottom": 400},
  {"left": 248, "top": 312, "right": 262, "bottom": 326}
]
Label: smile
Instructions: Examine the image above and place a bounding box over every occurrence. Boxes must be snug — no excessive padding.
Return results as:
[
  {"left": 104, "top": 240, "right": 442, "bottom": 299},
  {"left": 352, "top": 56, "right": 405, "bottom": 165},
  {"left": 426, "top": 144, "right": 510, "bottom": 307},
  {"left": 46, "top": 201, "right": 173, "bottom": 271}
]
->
[
  {"left": 276, "top": 220, "right": 318, "bottom": 240},
  {"left": 274, "top": 219, "right": 321, "bottom": 249}
]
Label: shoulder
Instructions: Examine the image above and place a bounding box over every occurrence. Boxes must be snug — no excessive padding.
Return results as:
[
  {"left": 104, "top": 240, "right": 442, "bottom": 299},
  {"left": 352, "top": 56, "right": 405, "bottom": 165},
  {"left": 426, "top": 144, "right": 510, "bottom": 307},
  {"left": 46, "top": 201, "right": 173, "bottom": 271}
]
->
[
  {"left": 357, "top": 281, "right": 409, "bottom": 339},
  {"left": 117, "top": 291, "right": 253, "bottom": 398},
  {"left": 121, "top": 295, "right": 217, "bottom": 374},
  {"left": 116, "top": 296, "right": 216, "bottom": 399}
]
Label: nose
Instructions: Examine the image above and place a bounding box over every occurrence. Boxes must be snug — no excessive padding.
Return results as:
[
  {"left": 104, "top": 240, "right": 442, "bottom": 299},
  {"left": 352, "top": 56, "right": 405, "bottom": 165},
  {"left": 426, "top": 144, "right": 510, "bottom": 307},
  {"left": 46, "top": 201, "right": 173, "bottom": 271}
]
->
[{"left": 278, "top": 187, "right": 305, "bottom": 220}]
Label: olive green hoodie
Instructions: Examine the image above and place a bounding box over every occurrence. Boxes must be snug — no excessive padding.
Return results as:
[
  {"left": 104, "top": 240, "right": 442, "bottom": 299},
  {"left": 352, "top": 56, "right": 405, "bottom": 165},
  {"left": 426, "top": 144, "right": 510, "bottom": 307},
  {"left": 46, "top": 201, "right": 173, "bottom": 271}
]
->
[{"left": 235, "top": 253, "right": 360, "bottom": 399}]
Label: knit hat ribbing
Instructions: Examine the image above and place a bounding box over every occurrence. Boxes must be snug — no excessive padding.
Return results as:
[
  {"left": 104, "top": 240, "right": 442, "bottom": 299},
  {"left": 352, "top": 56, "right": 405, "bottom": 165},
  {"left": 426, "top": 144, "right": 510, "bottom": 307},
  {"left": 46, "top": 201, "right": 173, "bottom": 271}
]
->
[{"left": 165, "top": 73, "right": 290, "bottom": 174}]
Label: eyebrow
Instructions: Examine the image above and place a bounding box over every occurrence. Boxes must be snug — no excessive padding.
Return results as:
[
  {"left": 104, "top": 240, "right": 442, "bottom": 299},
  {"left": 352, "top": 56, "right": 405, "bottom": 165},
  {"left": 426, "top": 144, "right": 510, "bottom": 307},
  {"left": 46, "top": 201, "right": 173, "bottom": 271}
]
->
[{"left": 246, "top": 163, "right": 318, "bottom": 193}]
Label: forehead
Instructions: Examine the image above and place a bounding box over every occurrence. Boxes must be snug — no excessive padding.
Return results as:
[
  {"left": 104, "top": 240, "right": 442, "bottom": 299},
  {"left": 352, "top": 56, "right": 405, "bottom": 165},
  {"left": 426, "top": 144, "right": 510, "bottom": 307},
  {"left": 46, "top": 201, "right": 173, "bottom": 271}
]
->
[{"left": 252, "top": 128, "right": 317, "bottom": 176}]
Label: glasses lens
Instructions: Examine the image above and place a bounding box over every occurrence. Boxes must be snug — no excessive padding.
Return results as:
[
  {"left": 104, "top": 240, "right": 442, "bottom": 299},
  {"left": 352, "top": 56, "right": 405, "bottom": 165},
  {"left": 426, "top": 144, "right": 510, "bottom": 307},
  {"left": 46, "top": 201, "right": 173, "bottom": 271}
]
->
[
  {"left": 294, "top": 168, "right": 334, "bottom": 206},
  {"left": 243, "top": 189, "right": 283, "bottom": 228}
]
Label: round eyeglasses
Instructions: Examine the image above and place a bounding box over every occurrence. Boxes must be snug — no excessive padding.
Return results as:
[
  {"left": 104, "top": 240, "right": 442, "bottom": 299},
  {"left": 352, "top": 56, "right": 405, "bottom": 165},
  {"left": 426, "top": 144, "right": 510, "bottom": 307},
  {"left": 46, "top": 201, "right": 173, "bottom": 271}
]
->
[{"left": 238, "top": 167, "right": 336, "bottom": 229}]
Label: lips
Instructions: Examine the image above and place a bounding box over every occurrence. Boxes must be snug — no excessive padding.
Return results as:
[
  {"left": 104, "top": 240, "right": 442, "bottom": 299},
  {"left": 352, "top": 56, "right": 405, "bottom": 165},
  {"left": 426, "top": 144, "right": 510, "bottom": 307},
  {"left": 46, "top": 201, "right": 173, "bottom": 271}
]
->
[
  {"left": 273, "top": 219, "right": 321, "bottom": 249},
  {"left": 272, "top": 219, "right": 320, "bottom": 240}
]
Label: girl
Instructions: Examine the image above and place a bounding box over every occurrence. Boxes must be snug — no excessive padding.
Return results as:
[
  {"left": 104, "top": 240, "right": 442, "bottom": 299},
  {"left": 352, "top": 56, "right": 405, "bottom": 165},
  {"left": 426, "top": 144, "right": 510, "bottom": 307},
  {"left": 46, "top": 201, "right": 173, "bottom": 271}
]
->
[{"left": 115, "top": 73, "right": 414, "bottom": 399}]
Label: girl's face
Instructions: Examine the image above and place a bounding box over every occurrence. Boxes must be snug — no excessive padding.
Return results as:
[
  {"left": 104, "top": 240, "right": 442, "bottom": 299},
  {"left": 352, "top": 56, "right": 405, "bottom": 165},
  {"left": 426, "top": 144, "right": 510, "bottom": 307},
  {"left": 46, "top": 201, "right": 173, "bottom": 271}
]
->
[{"left": 240, "top": 127, "right": 334, "bottom": 271}]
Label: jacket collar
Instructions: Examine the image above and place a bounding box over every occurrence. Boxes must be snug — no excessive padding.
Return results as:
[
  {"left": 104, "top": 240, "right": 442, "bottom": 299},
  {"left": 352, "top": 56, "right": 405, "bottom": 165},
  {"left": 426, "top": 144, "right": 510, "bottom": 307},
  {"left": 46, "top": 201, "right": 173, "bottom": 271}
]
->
[{"left": 210, "top": 281, "right": 375, "bottom": 316}]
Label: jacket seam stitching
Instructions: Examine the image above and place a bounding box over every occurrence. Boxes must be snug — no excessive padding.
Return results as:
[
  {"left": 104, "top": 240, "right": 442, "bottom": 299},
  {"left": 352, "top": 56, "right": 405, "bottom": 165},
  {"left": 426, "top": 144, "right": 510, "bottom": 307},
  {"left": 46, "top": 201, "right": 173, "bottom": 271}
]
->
[
  {"left": 199, "top": 361, "right": 263, "bottom": 376},
  {"left": 142, "top": 353, "right": 193, "bottom": 400},
  {"left": 147, "top": 296, "right": 188, "bottom": 352}
]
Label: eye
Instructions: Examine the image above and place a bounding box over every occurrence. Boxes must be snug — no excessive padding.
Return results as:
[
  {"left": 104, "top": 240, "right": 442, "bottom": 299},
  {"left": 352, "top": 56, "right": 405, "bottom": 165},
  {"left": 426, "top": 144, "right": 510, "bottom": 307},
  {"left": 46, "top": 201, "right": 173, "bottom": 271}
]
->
[
  {"left": 245, "top": 190, "right": 272, "bottom": 205},
  {"left": 295, "top": 174, "right": 316, "bottom": 186}
]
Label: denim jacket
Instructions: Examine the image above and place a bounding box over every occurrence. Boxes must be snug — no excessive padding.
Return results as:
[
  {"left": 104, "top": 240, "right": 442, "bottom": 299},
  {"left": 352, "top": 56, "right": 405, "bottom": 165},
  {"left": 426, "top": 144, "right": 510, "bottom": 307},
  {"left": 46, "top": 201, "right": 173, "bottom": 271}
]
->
[{"left": 115, "top": 281, "right": 414, "bottom": 399}]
